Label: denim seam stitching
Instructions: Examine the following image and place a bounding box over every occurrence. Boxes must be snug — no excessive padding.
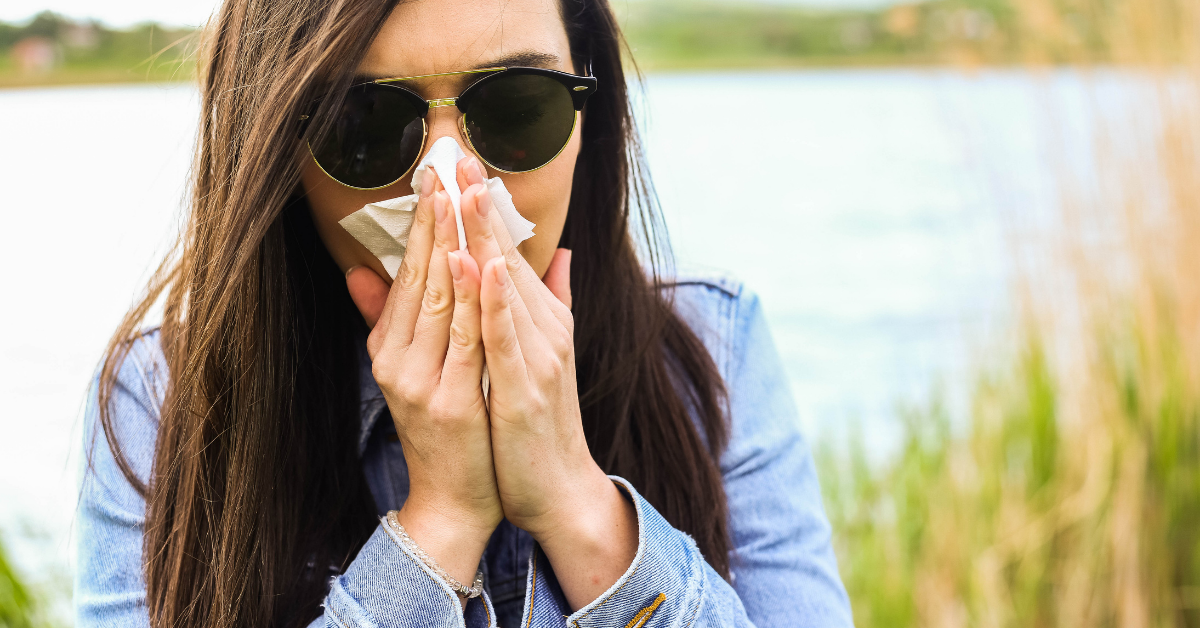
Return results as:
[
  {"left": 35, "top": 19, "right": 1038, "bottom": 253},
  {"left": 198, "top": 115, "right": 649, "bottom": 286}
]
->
[
  {"left": 680, "top": 540, "right": 707, "bottom": 628},
  {"left": 325, "top": 579, "right": 364, "bottom": 628},
  {"left": 621, "top": 592, "right": 666, "bottom": 628},
  {"left": 482, "top": 589, "right": 495, "bottom": 628},
  {"left": 524, "top": 550, "right": 538, "bottom": 628},
  {"left": 326, "top": 599, "right": 351, "bottom": 628}
]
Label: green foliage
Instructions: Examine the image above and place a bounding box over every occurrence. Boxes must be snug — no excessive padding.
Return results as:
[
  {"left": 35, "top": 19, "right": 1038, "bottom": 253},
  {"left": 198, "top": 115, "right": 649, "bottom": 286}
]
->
[
  {"left": 821, "top": 326, "right": 1200, "bottom": 626},
  {"left": 0, "top": 533, "right": 37, "bottom": 628},
  {"left": 617, "top": 0, "right": 1021, "bottom": 69},
  {"left": 0, "top": 11, "right": 195, "bottom": 87}
]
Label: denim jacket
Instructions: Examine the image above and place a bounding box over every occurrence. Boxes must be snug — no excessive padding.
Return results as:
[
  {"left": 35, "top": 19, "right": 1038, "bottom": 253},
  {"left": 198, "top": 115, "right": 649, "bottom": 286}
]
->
[{"left": 76, "top": 269, "right": 853, "bottom": 628}]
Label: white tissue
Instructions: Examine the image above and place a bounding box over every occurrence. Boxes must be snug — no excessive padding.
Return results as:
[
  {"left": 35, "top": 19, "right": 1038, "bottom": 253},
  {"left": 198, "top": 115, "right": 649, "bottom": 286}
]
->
[{"left": 338, "top": 136, "right": 537, "bottom": 279}]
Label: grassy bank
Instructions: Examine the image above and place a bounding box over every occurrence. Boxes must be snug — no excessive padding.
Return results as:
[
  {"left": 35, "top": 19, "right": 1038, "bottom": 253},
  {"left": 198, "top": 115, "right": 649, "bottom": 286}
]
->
[
  {"left": 0, "top": 12, "right": 193, "bottom": 88},
  {"left": 819, "top": 0, "right": 1200, "bottom": 624},
  {"left": 0, "top": 0, "right": 1111, "bottom": 88}
]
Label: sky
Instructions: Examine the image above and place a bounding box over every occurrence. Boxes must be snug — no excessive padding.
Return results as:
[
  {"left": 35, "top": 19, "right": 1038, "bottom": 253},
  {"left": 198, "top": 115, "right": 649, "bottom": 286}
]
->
[{"left": 1, "top": 0, "right": 899, "bottom": 28}]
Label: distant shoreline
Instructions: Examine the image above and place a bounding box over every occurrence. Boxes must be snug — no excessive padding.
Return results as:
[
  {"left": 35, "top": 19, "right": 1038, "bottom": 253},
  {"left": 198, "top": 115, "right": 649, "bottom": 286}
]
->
[{"left": 0, "top": 60, "right": 1136, "bottom": 90}]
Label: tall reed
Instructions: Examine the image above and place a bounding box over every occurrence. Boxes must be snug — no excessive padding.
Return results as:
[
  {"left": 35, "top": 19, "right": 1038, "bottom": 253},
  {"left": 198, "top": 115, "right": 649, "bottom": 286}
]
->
[{"left": 821, "top": 0, "right": 1200, "bottom": 625}]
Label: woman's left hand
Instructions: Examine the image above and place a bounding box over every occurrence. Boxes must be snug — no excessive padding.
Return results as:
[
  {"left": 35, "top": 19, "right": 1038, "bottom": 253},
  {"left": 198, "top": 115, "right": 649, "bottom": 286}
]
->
[{"left": 454, "top": 157, "right": 638, "bottom": 610}]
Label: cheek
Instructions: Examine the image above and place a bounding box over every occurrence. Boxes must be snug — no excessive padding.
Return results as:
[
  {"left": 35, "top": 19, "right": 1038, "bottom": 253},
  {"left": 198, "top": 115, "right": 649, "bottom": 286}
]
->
[
  {"left": 300, "top": 156, "right": 413, "bottom": 279},
  {"left": 503, "top": 130, "right": 580, "bottom": 277}
]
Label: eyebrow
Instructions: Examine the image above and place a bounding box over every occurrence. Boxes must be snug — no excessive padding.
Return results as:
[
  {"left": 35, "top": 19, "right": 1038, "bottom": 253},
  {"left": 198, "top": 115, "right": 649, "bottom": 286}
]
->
[
  {"left": 361, "top": 50, "right": 563, "bottom": 83},
  {"left": 470, "top": 51, "right": 561, "bottom": 70}
]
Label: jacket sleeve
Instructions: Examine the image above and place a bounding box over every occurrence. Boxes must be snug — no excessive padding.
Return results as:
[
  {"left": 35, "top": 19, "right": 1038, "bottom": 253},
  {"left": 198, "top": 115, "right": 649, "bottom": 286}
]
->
[
  {"left": 514, "top": 286, "right": 854, "bottom": 628},
  {"left": 76, "top": 331, "right": 497, "bottom": 628}
]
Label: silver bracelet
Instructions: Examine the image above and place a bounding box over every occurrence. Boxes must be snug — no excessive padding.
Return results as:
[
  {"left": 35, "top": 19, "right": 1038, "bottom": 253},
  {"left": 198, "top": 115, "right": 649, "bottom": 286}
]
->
[{"left": 386, "top": 510, "right": 485, "bottom": 599}]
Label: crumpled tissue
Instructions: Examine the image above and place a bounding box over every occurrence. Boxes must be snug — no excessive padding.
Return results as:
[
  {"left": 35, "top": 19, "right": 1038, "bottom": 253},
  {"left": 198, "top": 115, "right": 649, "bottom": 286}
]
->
[{"left": 338, "top": 136, "right": 536, "bottom": 279}]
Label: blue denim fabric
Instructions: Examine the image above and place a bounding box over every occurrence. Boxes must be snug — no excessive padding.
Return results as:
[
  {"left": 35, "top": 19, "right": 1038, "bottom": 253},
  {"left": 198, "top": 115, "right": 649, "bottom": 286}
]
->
[{"left": 76, "top": 269, "right": 853, "bottom": 627}]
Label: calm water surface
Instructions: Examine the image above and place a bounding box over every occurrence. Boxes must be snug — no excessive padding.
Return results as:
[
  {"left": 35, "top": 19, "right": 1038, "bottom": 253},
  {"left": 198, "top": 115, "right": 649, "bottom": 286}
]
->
[{"left": 1, "top": 70, "right": 1070, "bottom": 579}]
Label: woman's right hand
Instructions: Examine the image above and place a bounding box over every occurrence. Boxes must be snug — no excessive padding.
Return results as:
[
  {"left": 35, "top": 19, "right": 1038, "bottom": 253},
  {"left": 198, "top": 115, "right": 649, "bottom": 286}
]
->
[{"left": 346, "top": 168, "right": 502, "bottom": 588}]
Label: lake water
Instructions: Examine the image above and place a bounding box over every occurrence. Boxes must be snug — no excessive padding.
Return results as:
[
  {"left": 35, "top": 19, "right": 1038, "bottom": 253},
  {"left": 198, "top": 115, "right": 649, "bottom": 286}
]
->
[{"left": 0, "top": 70, "right": 1073, "bottom": 584}]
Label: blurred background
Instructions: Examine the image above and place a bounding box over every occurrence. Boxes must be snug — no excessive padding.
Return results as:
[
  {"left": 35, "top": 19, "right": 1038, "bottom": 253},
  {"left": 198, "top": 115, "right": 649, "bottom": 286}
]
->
[{"left": 2, "top": 0, "right": 1199, "bottom": 626}]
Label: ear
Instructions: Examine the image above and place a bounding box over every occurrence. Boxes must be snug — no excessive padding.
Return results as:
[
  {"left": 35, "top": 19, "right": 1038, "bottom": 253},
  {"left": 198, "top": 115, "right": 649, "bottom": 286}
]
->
[
  {"left": 542, "top": 248, "right": 572, "bottom": 310},
  {"left": 345, "top": 265, "right": 390, "bottom": 328}
]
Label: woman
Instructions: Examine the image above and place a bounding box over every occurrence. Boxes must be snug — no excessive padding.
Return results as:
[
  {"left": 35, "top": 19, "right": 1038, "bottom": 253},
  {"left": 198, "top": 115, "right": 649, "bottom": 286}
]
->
[{"left": 77, "top": 0, "right": 852, "bottom": 626}]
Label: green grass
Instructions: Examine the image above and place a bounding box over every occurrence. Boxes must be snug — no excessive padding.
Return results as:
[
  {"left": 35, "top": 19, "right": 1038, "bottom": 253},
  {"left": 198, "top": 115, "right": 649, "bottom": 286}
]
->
[
  {"left": 0, "top": 1, "right": 1032, "bottom": 88},
  {"left": 0, "top": 532, "right": 39, "bottom": 628},
  {"left": 0, "top": 12, "right": 195, "bottom": 88},
  {"left": 821, "top": 320, "right": 1200, "bottom": 626}
]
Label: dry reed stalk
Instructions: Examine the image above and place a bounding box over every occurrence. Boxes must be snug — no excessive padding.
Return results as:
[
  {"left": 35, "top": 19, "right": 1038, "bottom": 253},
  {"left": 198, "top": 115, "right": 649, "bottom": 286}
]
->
[{"left": 823, "top": 0, "right": 1200, "bottom": 625}]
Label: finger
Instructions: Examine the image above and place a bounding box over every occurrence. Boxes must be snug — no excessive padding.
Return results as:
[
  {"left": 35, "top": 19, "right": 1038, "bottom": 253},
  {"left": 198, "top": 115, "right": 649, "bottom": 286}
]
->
[
  {"left": 458, "top": 175, "right": 544, "bottom": 333},
  {"left": 462, "top": 182, "right": 570, "bottom": 331},
  {"left": 480, "top": 257, "right": 529, "bottom": 394},
  {"left": 370, "top": 169, "right": 440, "bottom": 358},
  {"left": 457, "top": 153, "right": 488, "bottom": 192},
  {"left": 346, "top": 265, "right": 389, "bottom": 328},
  {"left": 541, "top": 249, "right": 573, "bottom": 311},
  {"left": 406, "top": 190, "right": 461, "bottom": 377},
  {"left": 369, "top": 168, "right": 438, "bottom": 352},
  {"left": 441, "top": 250, "right": 484, "bottom": 388}
]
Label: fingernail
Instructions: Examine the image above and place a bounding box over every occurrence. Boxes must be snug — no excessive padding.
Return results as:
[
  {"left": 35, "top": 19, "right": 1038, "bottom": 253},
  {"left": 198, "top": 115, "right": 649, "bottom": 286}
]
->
[
  {"left": 448, "top": 251, "right": 463, "bottom": 281},
  {"left": 419, "top": 168, "right": 435, "bottom": 198},
  {"left": 464, "top": 156, "right": 482, "bottom": 184},
  {"left": 476, "top": 186, "right": 490, "bottom": 218},
  {"left": 345, "top": 265, "right": 361, "bottom": 279},
  {"left": 477, "top": 160, "right": 488, "bottom": 181},
  {"left": 494, "top": 259, "right": 509, "bottom": 287},
  {"left": 434, "top": 193, "right": 446, "bottom": 223}
]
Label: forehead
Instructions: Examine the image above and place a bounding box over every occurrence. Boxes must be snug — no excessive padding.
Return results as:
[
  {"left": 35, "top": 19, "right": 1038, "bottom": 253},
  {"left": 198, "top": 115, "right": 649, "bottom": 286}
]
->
[{"left": 358, "top": 0, "right": 572, "bottom": 80}]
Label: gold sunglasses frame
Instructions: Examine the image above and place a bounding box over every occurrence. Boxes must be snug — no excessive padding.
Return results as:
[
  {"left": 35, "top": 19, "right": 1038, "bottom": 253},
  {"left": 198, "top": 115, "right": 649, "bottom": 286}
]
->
[{"left": 305, "top": 65, "right": 594, "bottom": 191}]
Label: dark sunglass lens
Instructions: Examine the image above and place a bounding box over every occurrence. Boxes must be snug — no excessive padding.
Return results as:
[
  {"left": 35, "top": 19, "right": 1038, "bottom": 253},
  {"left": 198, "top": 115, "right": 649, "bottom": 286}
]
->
[
  {"left": 310, "top": 85, "right": 424, "bottom": 189},
  {"left": 464, "top": 74, "right": 576, "bottom": 172}
]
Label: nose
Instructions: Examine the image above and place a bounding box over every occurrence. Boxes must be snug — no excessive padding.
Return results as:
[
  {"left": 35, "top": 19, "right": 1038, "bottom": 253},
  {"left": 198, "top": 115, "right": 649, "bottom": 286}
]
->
[{"left": 421, "top": 103, "right": 469, "bottom": 163}]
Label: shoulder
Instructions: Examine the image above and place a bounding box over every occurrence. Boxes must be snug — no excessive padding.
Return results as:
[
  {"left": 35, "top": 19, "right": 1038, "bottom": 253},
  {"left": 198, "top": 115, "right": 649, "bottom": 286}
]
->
[
  {"left": 107, "top": 326, "right": 170, "bottom": 413},
  {"left": 660, "top": 265, "right": 803, "bottom": 454},
  {"left": 82, "top": 326, "right": 168, "bottom": 503},
  {"left": 658, "top": 265, "right": 767, "bottom": 385}
]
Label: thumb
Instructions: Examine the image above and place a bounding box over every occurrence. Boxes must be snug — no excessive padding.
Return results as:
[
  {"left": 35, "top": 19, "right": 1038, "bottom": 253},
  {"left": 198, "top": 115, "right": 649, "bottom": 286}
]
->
[
  {"left": 542, "top": 248, "right": 572, "bottom": 310},
  {"left": 345, "top": 265, "right": 390, "bottom": 328}
]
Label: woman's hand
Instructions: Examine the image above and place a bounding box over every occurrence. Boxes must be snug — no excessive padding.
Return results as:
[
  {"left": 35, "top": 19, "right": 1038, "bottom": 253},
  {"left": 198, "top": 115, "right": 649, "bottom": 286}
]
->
[
  {"left": 347, "top": 168, "right": 503, "bottom": 590},
  {"left": 454, "top": 157, "right": 638, "bottom": 610}
]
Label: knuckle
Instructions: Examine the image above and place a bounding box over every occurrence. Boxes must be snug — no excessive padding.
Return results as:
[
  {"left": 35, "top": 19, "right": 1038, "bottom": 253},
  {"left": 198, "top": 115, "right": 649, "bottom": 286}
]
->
[
  {"left": 477, "top": 225, "right": 498, "bottom": 249},
  {"left": 394, "top": 376, "right": 429, "bottom": 406},
  {"left": 366, "top": 329, "right": 384, "bottom": 358},
  {"left": 503, "top": 246, "right": 523, "bottom": 267},
  {"left": 422, "top": 284, "right": 453, "bottom": 317},
  {"left": 370, "top": 356, "right": 393, "bottom": 382},
  {"left": 497, "top": 329, "right": 522, "bottom": 358},
  {"left": 448, "top": 322, "right": 477, "bottom": 353},
  {"left": 526, "top": 392, "right": 551, "bottom": 417},
  {"left": 551, "top": 326, "right": 574, "bottom": 360},
  {"left": 454, "top": 283, "right": 475, "bottom": 306},
  {"left": 427, "top": 403, "right": 455, "bottom": 425},
  {"left": 542, "top": 356, "right": 565, "bottom": 381},
  {"left": 414, "top": 200, "right": 435, "bottom": 226},
  {"left": 397, "top": 259, "right": 422, "bottom": 291}
]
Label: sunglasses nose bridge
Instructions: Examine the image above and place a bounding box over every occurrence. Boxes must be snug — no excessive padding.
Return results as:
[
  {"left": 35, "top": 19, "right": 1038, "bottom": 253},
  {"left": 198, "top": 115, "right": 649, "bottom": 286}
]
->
[{"left": 419, "top": 107, "right": 474, "bottom": 165}]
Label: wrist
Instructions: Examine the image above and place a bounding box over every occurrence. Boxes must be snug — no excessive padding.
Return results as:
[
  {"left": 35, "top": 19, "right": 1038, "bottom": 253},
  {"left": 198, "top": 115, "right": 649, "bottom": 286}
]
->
[
  {"left": 529, "top": 464, "right": 635, "bottom": 552},
  {"left": 528, "top": 467, "right": 639, "bottom": 610},
  {"left": 395, "top": 499, "right": 496, "bottom": 587}
]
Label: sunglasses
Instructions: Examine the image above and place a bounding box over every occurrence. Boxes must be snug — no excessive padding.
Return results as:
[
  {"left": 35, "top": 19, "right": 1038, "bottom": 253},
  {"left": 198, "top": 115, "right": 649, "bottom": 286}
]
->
[{"left": 301, "top": 65, "right": 599, "bottom": 190}]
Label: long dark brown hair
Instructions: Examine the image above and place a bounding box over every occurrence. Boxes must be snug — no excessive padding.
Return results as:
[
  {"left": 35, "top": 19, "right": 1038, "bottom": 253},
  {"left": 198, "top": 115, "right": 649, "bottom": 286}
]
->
[{"left": 93, "top": 0, "right": 731, "bottom": 626}]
